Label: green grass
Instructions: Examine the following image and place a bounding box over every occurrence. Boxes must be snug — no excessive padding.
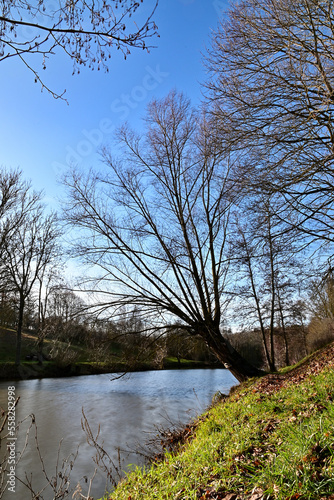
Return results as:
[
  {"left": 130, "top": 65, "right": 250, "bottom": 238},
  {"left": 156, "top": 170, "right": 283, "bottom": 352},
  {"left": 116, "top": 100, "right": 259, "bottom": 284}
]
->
[
  {"left": 0, "top": 327, "right": 114, "bottom": 379},
  {"left": 0, "top": 326, "right": 89, "bottom": 362},
  {"left": 0, "top": 328, "right": 214, "bottom": 380},
  {"left": 101, "top": 366, "right": 334, "bottom": 499},
  {"left": 0, "top": 326, "right": 36, "bottom": 362},
  {"left": 163, "top": 357, "right": 212, "bottom": 369},
  {"left": 278, "top": 350, "right": 321, "bottom": 375}
]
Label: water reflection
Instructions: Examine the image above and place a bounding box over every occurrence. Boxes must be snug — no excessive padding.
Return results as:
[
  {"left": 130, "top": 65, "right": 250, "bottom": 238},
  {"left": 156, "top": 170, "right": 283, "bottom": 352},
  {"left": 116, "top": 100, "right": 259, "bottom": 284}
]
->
[{"left": 0, "top": 369, "right": 237, "bottom": 499}]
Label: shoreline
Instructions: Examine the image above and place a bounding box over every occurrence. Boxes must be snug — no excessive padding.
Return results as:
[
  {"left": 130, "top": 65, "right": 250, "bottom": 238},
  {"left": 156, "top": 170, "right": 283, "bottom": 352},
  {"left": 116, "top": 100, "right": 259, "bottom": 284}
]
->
[
  {"left": 103, "top": 341, "right": 334, "bottom": 500},
  {"left": 0, "top": 358, "right": 225, "bottom": 382}
]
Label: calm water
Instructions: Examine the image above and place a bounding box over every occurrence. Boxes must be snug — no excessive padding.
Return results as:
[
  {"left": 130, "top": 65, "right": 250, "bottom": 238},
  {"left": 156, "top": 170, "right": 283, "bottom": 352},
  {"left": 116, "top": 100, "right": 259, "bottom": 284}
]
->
[{"left": 0, "top": 369, "right": 237, "bottom": 499}]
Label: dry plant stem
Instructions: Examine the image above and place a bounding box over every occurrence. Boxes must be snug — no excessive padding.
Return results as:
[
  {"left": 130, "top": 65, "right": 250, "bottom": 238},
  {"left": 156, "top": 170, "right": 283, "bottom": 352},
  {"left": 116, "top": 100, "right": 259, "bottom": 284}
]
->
[
  {"left": 0, "top": 396, "right": 19, "bottom": 433},
  {"left": 0, "top": 397, "right": 107, "bottom": 499},
  {"left": 81, "top": 409, "right": 123, "bottom": 488},
  {"left": 85, "top": 468, "right": 97, "bottom": 500}
]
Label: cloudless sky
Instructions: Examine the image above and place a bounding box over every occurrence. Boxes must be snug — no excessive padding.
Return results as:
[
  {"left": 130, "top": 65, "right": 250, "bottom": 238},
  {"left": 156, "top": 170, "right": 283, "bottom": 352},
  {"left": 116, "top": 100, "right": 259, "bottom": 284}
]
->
[{"left": 0, "top": 0, "right": 228, "bottom": 207}]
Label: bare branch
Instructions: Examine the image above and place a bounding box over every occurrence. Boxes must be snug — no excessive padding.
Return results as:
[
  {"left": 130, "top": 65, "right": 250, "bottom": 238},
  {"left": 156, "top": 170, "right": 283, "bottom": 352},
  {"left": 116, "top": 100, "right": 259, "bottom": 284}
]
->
[
  {"left": 0, "top": 1, "right": 159, "bottom": 99},
  {"left": 63, "top": 90, "right": 264, "bottom": 381}
]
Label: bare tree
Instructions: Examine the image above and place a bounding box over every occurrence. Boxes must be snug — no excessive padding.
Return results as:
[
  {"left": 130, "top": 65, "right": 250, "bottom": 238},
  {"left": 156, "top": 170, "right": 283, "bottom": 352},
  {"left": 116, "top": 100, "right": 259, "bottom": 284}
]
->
[
  {"left": 46, "top": 283, "right": 89, "bottom": 350},
  {"left": 205, "top": 0, "right": 334, "bottom": 245},
  {"left": 0, "top": 0, "right": 158, "bottom": 99},
  {"left": 0, "top": 169, "right": 31, "bottom": 251},
  {"left": 2, "top": 193, "right": 61, "bottom": 365},
  {"left": 231, "top": 194, "right": 306, "bottom": 370},
  {"left": 0, "top": 168, "right": 23, "bottom": 219},
  {"left": 64, "top": 90, "right": 264, "bottom": 382},
  {"left": 232, "top": 217, "right": 274, "bottom": 371},
  {"left": 0, "top": 169, "right": 43, "bottom": 305},
  {"left": 309, "top": 268, "right": 334, "bottom": 321},
  {"left": 36, "top": 262, "right": 65, "bottom": 363}
]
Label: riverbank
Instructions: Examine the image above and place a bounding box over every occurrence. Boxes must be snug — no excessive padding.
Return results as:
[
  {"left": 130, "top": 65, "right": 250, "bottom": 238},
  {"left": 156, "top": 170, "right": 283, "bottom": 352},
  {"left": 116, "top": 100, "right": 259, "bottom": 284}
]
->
[
  {"left": 0, "top": 357, "right": 222, "bottom": 381},
  {"left": 0, "top": 327, "right": 223, "bottom": 380},
  {"left": 102, "top": 341, "right": 334, "bottom": 500}
]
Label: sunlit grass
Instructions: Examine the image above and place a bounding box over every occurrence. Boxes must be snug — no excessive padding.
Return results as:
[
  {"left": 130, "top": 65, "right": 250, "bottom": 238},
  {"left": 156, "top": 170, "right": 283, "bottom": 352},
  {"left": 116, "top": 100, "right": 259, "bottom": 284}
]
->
[{"left": 102, "top": 366, "right": 334, "bottom": 500}]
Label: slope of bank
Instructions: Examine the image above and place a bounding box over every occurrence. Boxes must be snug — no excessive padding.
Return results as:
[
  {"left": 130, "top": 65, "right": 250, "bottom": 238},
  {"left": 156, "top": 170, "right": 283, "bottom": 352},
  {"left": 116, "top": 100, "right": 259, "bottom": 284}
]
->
[{"left": 102, "top": 342, "right": 334, "bottom": 500}]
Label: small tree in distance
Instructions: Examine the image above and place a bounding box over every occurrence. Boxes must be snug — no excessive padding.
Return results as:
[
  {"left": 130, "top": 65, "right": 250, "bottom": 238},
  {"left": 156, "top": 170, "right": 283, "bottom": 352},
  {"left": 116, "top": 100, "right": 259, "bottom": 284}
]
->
[
  {"left": 307, "top": 269, "right": 334, "bottom": 351},
  {"left": 64, "top": 90, "right": 264, "bottom": 382},
  {"left": 232, "top": 195, "right": 306, "bottom": 371},
  {"left": 2, "top": 187, "right": 61, "bottom": 366}
]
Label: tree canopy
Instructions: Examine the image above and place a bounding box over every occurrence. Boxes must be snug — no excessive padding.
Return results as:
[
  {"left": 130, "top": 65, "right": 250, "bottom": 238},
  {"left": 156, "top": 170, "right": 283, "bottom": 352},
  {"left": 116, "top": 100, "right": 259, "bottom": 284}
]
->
[
  {"left": 64, "top": 90, "right": 263, "bottom": 381},
  {"left": 0, "top": 0, "right": 158, "bottom": 98},
  {"left": 205, "top": 0, "right": 334, "bottom": 245}
]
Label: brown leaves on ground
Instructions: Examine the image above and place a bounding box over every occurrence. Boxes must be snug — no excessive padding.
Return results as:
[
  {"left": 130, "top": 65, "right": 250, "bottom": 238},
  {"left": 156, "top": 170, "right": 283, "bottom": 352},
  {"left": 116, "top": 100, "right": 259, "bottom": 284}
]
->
[
  {"left": 148, "top": 416, "right": 209, "bottom": 464},
  {"left": 195, "top": 342, "right": 334, "bottom": 500},
  {"left": 254, "top": 341, "right": 334, "bottom": 396},
  {"left": 196, "top": 487, "right": 264, "bottom": 500}
]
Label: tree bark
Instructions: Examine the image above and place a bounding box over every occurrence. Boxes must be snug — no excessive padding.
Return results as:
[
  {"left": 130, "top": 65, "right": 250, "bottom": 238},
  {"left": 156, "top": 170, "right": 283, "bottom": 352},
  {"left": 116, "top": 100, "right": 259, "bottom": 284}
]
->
[{"left": 204, "top": 327, "right": 266, "bottom": 383}]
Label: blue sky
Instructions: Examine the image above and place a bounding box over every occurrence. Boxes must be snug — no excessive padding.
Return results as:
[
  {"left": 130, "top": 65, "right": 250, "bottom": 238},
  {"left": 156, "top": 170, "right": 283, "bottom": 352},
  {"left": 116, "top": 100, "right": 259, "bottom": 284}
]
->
[{"left": 0, "top": 0, "right": 228, "bottom": 207}]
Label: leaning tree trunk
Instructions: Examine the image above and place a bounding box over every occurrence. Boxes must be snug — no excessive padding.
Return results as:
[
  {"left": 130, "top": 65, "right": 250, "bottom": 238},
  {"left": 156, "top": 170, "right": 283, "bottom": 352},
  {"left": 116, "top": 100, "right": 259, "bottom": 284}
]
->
[{"left": 204, "top": 328, "right": 266, "bottom": 383}]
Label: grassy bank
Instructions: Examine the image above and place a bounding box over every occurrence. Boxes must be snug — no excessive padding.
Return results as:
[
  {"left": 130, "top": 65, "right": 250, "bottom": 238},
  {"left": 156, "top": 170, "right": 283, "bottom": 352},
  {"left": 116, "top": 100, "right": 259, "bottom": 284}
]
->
[
  {"left": 0, "top": 358, "right": 214, "bottom": 380},
  {"left": 0, "top": 360, "right": 121, "bottom": 380},
  {"left": 101, "top": 343, "right": 334, "bottom": 500},
  {"left": 0, "top": 328, "right": 220, "bottom": 380}
]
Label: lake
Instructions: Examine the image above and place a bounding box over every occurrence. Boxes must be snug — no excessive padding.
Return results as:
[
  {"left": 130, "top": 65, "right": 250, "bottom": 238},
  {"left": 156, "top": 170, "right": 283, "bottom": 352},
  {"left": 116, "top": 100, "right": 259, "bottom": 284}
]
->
[{"left": 0, "top": 369, "right": 237, "bottom": 499}]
